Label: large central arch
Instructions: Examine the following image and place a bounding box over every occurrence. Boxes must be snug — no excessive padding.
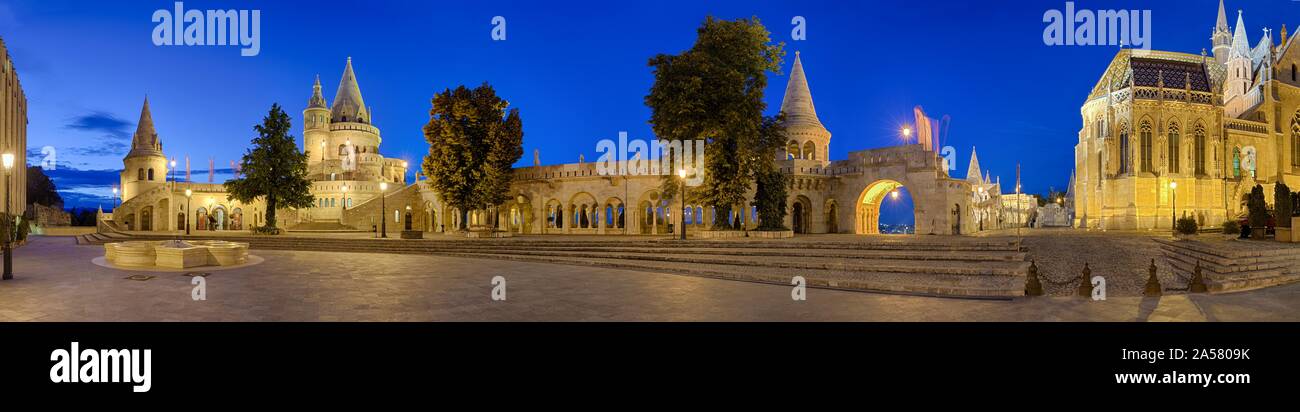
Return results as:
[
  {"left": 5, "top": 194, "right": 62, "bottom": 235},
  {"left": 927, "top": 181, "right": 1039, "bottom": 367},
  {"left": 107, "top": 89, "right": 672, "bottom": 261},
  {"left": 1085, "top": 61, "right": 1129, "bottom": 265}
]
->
[{"left": 856, "top": 179, "right": 908, "bottom": 234}]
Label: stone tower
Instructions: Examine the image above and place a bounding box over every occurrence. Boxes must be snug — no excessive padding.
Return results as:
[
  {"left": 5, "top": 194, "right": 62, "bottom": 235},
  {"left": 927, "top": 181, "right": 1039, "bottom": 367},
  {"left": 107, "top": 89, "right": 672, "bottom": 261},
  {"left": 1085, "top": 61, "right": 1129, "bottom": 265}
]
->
[
  {"left": 304, "top": 74, "right": 331, "bottom": 170},
  {"left": 1211, "top": 0, "right": 1232, "bottom": 65},
  {"left": 1222, "top": 10, "right": 1253, "bottom": 108},
  {"left": 120, "top": 97, "right": 169, "bottom": 202},
  {"left": 780, "top": 51, "right": 831, "bottom": 163}
]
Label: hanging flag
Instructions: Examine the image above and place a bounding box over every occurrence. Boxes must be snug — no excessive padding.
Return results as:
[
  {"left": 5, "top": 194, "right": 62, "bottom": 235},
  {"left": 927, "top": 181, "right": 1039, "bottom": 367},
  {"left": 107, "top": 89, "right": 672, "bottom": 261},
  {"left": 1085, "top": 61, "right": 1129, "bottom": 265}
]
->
[
  {"left": 208, "top": 157, "right": 215, "bottom": 183},
  {"left": 185, "top": 156, "right": 191, "bottom": 182}
]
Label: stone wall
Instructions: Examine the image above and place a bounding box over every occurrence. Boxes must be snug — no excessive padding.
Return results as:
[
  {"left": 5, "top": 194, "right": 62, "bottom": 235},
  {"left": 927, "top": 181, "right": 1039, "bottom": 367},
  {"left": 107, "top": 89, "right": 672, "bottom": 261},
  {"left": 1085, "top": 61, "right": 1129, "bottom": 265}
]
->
[
  {"left": 28, "top": 203, "right": 71, "bottom": 227},
  {"left": 341, "top": 183, "right": 427, "bottom": 234}
]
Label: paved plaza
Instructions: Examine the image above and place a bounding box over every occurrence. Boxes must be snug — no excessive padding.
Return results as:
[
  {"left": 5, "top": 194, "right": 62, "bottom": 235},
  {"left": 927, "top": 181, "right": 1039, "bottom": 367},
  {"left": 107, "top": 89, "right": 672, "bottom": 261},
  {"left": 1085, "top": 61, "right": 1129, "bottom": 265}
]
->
[{"left": 1, "top": 235, "right": 1298, "bottom": 321}]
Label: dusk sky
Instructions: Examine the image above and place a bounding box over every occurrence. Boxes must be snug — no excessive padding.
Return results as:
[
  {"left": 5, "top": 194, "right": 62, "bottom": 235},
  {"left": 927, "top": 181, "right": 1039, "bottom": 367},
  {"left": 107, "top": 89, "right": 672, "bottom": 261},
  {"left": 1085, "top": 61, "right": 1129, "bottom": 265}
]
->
[{"left": 2, "top": 0, "right": 1296, "bottom": 223}]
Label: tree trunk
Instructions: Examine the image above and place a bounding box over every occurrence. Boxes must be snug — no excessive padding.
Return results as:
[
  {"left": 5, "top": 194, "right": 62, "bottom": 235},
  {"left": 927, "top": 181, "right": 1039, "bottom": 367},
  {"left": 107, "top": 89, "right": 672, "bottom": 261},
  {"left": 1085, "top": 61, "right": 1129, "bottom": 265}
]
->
[{"left": 265, "top": 197, "right": 278, "bottom": 228}]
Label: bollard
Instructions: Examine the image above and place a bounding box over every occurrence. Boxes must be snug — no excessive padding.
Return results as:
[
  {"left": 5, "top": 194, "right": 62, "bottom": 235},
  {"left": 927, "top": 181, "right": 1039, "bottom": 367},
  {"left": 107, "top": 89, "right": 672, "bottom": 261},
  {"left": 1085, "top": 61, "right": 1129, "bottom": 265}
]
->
[
  {"left": 1076, "top": 263, "right": 1093, "bottom": 297},
  {"left": 1188, "top": 260, "right": 1208, "bottom": 293},
  {"left": 1025, "top": 260, "right": 1043, "bottom": 296},
  {"left": 1143, "top": 258, "right": 1162, "bottom": 297}
]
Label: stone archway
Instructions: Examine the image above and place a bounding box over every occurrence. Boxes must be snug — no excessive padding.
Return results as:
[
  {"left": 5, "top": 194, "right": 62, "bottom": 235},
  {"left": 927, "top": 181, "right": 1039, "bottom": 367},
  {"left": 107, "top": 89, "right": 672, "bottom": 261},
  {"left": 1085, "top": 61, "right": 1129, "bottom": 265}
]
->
[
  {"left": 855, "top": 179, "right": 907, "bottom": 234},
  {"left": 792, "top": 195, "right": 812, "bottom": 234},
  {"left": 139, "top": 206, "right": 153, "bottom": 231}
]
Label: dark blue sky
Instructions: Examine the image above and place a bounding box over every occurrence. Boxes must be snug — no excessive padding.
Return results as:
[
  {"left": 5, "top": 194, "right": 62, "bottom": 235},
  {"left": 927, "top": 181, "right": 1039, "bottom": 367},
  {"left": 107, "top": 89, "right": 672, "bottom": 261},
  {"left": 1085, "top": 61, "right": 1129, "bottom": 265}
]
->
[{"left": 2, "top": 0, "right": 1295, "bottom": 214}]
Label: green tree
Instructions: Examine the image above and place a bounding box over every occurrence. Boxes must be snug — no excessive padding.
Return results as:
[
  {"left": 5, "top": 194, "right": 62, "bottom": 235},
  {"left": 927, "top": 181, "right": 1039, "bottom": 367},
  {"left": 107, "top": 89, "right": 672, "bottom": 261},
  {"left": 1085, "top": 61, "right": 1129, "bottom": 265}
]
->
[
  {"left": 1275, "top": 182, "right": 1292, "bottom": 228},
  {"left": 422, "top": 83, "right": 524, "bottom": 231},
  {"left": 751, "top": 113, "right": 789, "bottom": 230},
  {"left": 646, "top": 16, "right": 785, "bottom": 230},
  {"left": 1247, "top": 184, "right": 1268, "bottom": 230},
  {"left": 26, "top": 166, "right": 63, "bottom": 208},
  {"left": 224, "top": 104, "right": 315, "bottom": 230}
]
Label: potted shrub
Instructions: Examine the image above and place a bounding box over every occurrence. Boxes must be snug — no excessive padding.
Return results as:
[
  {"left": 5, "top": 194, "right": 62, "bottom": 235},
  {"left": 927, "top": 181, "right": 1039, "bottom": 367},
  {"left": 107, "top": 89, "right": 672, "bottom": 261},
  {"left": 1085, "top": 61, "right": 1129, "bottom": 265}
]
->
[
  {"left": 1247, "top": 185, "right": 1269, "bottom": 239},
  {"left": 1222, "top": 220, "right": 1240, "bottom": 237},
  {"left": 1175, "top": 216, "right": 1199, "bottom": 239},
  {"left": 1276, "top": 183, "right": 1293, "bottom": 242}
]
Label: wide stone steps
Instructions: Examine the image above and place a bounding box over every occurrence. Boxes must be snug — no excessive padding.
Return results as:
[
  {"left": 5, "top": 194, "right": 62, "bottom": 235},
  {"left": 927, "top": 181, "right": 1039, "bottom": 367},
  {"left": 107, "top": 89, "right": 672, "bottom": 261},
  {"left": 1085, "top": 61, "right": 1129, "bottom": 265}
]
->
[
  {"left": 431, "top": 253, "right": 1027, "bottom": 298},
  {"left": 81, "top": 232, "right": 1028, "bottom": 298},
  {"left": 1155, "top": 238, "right": 1300, "bottom": 293}
]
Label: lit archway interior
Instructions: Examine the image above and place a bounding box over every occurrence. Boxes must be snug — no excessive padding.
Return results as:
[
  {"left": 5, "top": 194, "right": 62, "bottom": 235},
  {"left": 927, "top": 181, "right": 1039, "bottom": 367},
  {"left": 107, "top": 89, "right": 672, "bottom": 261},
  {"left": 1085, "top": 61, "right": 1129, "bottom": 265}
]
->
[{"left": 856, "top": 179, "right": 914, "bottom": 234}]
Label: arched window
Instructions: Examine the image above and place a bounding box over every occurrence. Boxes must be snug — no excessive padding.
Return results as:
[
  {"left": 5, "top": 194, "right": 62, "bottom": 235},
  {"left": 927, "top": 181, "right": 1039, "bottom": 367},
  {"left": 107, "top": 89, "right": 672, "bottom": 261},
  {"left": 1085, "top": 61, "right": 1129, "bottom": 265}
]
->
[
  {"left": 786, "top": 140, "right": 799, "bottom": 160},
  {"left": 1167, "top": 123, "right": 1180, "bottom": 174},
  {"left": 1118, "top": 128, "right": 1130, "bottom": 175},
  {"left": 1194, "top": 124, "right": 1207, "bottom": 175},
  {"left": 1232, "top": 147, "right": 1241, "bottom": 178},
  {"left": 802, "top": 141, "right": 816, "bottom": 160},
  {"left": 1139, "top": 122, "right": 1152, "bottom": 173},
  {"left": 137, "top": 168, "right": 144, "bottom": 180},
  {"left": 1292, "top": 111, "right": 1300, "bottom": 167},
  {"left": 147, "top": 168, "right": 155, "bottom": 181}
]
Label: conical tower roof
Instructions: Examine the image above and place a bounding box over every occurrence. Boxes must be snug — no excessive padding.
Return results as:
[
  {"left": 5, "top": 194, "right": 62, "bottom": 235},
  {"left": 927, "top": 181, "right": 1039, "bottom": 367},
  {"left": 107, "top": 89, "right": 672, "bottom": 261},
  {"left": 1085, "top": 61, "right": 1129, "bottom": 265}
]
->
[
  {"left": 1231, "top": 10, "right": 1251, "bottom": 58},
  {"left": 331, "top": 57, "right": 368, "bottom": 123},
  {"left": 966, "top": 147, "right": 982, "bottom": 184},
  {"left": 1216, "top": 0, "right": 1229, "bottom": 32},
  {"left": 308, "top": 75, "right": 328, "bottom": 109},
  {"left": 126, "top": 96, "right": 163, "bottom": 159},
  {"left": 779, "top": 52, "right": 823, "bottom": 129}
]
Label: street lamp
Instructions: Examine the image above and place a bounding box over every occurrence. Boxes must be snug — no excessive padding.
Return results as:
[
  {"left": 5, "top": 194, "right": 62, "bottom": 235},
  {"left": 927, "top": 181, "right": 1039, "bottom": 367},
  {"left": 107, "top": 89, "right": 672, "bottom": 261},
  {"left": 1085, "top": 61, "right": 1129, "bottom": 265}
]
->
[
  {"left": 184, "top": 189, "right": 193, "bottom": 235},
  {"left": 678, "top": 169, "right": 686, "bottom": 240},
  {"left": 112, "top": 187, "right": 120, "bottom": 209},
  {"left": 341, "top": 185, "right": 348, "bottom": 212},
  {"left": 379, "top": 182, "right": 388, "bottom": 238},
  {"left": 2, "top": 152, "right": 13, "bottom": 280},
  {"left": 170, "top": 159, "right": 177, "bottom": 184},
  {"left": 1170, "top": 181, "right": 1177, "bottom": 232}
]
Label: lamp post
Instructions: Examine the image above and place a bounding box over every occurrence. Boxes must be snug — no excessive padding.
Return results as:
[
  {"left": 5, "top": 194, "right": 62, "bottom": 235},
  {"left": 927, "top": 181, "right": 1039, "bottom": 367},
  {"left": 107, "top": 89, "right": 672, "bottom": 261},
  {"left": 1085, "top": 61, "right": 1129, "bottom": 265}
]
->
[
  {"left": 341, "top": 185, "right": 348, "bottom": 212},
  {"left": 379, "top": 182, "right": 388, "bottom": 238},
  {"left": 2, "top": 152, "right": 13, "bottom": 280},
  {"left": 170, "top": 159, "right": 177, "bottom": 184},
  {"left": 1170, "top": 181, "right": 1177, "bottom": 233},
  {"left": 112, "top": 187, "right": 119, "bottom": 209},
  {"left": 184, "top": 189, "right": 192, "bottom": 235},
  {"left": 678, "top": 169, "right": 686, "bottom": 240}
]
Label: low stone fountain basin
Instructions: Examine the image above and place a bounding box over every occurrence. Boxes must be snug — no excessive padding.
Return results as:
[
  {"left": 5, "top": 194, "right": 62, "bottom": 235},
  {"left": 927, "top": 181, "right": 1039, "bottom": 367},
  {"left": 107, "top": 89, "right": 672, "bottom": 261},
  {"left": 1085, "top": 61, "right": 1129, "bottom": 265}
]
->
[{"left": 103, "top": 240, "right": 250, "bottom": 269}]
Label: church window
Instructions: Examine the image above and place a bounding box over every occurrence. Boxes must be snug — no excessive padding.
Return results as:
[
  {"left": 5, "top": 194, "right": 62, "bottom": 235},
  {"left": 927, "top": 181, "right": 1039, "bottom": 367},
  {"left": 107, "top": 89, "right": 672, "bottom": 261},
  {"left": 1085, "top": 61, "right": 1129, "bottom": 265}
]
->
[
  {"left": 1194, "top": 124, "right": 1207, "bottom": 175},
  {"left": 1292, "top": 111, "right": 1300, "bottom": 167},
  {"left": 1167, "top": 124, "right": 1180, "bottom": 174},
  {"left": 1139, "top": 122, "right": 1152, "bottom": 173},
  {"left": 1232, "top": 148, "right": 1241, "bottom": 178},
  {"left": 1118, "top": 129, "right": 1130, "bottom": 175}
]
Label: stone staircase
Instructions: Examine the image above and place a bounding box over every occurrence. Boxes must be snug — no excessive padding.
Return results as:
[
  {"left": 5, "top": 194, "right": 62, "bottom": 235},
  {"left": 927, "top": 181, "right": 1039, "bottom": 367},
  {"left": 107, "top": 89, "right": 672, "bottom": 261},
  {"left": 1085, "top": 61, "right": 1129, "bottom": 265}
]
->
[
  {"left": 74, "top": 231, "right": 132, "bottom": 245},
  {"left": 77, "top": 233, "right": 1029, "bottom": 298},
  {"left": 287, "top": 221, "right": 359, "bottom": 232},
  {"left": 1155, "top": 238, "right": 1300, "bottom": 293}
]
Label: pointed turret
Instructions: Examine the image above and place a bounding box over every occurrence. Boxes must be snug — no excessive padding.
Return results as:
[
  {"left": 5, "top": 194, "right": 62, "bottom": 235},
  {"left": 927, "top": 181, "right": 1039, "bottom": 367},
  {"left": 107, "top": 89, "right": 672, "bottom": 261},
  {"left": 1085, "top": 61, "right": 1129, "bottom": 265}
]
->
[
  {"left": 778, "top": 52, "right": 831, "bottom": 163},
  {"left": 1212, "top": 0, "right": 1233, "bottom": 64},
  {"left": 1231, "top": 10, "right": 1250, "bottom": 58},
  {"left": 330, "top": 57, "right": 369, "bottom": 123},
  {"left": 126, "top": 96, "right": 163, "bottom": 158},
  {"left": 966, "top": 147, "right": 982, "bottom": 184},
  {"left": 308, "top": 75, "right": 328, "bottom": 109},
  {"left": 780, "top": 51, "right": 823, "bottom": 129}
]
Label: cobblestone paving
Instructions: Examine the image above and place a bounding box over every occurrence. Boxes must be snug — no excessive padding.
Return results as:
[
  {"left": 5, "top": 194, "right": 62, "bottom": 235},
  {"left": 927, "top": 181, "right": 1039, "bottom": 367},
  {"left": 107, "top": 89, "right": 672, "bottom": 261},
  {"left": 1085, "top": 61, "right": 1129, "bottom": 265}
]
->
[{"left": 1, "top": 236, "right": 1298, "bottom": 321}]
